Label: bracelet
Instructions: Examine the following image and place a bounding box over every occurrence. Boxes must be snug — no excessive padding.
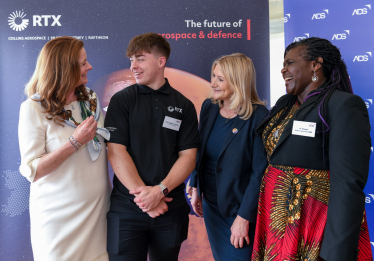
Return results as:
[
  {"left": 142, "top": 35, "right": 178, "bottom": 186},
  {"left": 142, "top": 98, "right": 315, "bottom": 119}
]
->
[
  {"left": 68, "top": 137, "right": 78, "bottom": 151},
  {"left": 70, "top": 136, "right": 82, "bottom": 149}
]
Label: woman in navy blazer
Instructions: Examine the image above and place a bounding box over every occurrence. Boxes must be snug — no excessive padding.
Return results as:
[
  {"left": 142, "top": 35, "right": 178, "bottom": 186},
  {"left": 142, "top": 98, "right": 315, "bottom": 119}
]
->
[{"left": 189, "top": 53, "right": 268, "bottom": 260}]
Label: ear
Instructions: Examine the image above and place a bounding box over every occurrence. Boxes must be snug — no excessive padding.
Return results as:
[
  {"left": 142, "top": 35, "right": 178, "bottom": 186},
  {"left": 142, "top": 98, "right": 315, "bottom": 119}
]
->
[
  {"left": 158, "top": 56, "right": 167, "bottom": 69},
  {"left": 312, "top": 57, "right": 323, "bottom": 72}
]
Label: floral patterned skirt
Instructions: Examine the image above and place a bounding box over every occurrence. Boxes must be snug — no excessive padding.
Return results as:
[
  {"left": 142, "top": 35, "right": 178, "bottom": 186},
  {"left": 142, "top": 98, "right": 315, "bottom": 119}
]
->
[{"left": 251, "top": 165, "right": 372, "bottom": 261}]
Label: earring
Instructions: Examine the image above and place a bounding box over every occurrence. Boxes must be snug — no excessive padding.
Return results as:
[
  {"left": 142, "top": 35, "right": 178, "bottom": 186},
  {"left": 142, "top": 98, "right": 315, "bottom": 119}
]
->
[{"left": 312, "top": 71, "right": 319, "bottom": 82}]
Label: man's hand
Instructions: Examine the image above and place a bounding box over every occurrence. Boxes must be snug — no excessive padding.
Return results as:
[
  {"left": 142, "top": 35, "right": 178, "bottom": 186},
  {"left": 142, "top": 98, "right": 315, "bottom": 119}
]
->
[
  {"left": 147, "top": 200, "right": 169, "bottom": 218},
  {"left": 230, "top": 215, "right": 250, "bottom": 248},
  {"left": 130, "top": 185, "right": 172, "bottom": 212}
]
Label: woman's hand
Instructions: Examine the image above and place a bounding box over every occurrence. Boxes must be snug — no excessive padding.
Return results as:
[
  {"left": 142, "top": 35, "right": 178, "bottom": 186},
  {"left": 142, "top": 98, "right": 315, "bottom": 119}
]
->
[
  {"left": 230, "top": 215, "right": 250, "bottom": 248},
  {"left": 72, "top": 116, "right": 97, "bottom": 145},
  {"left": 191, "top": 188, "right": 203, "bottom": 216}
]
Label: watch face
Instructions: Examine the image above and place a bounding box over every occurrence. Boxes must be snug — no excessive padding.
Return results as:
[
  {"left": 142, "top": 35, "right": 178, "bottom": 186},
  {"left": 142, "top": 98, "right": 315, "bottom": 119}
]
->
[{"left": 163, "top": 188, "right": 169, "bottom": 196}]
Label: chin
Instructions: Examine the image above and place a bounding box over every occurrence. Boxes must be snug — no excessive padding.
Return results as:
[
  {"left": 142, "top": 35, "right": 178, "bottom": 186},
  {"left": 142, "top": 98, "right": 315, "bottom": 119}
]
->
[
  {"left": 286, "top": 86, "right": 295, "bottom": 95},
  {"left": 212, "top": 94, "right": 222, "bottom": 100}
]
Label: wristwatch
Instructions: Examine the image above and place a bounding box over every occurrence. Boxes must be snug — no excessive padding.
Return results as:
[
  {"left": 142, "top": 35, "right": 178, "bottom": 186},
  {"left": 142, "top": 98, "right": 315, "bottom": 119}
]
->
[{"left": 158, "top": 183, "right": 169, "bottom": 196}]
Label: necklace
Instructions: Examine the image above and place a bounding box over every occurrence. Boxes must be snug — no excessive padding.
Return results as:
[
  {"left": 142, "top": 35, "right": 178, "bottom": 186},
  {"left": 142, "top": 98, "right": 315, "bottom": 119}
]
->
[
  {"left": 273, "top": 118, "right": 290, "bottom": 139},
  {"left": 224, "top": 105, "right": 236, "bottom": 123}
]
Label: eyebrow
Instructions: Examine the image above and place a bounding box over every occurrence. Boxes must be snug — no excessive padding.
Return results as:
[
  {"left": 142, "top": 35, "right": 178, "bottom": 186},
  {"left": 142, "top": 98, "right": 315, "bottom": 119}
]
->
[
  {"left": 213, "top": 71, "right": 224, "bottom": 77},
  {"left": 283, "top": 59, "right": 294, "bottom": 66}
]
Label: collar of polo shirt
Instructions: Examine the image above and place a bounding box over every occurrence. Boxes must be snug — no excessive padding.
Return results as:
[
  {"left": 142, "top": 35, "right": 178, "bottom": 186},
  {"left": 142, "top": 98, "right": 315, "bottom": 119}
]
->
[{"left": 137, "top": 78, "right": 171, "bottom": 94}]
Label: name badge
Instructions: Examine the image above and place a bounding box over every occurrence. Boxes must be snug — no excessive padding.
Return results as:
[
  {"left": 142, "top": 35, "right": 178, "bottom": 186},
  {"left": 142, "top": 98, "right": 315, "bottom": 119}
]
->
[
  {"left": 162, "top": 116, "right": 182, "bottom": 131},
  {"left": 292, "top": 120, "right": 316, "bottom": 137}
]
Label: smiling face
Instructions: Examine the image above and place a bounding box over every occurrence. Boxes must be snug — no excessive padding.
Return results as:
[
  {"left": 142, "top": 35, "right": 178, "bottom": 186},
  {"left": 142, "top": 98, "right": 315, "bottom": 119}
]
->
[
  {"left": 281, "top": 46, "right": 316, "bottom": 97},
  {"left": 130, "top": 51, "right": 165, "bottom": 89},
  {"left": 211, "top": 64, "right": 233, "bottom": 104},
  {"left": 75, "top": 47, "right": 92, "bottom": 87}
]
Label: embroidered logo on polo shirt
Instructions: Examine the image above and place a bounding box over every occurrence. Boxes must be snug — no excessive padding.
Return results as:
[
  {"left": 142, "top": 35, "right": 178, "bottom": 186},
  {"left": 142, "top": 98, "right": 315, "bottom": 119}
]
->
[{"left": 168, "top": 106, "right": 183, "bottom": 113}]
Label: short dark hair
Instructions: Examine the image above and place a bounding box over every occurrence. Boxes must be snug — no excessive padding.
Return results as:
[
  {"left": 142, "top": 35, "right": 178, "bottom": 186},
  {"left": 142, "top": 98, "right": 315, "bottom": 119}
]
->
[{"left": 126, "top": 33, "right": 171, "bottom": 61}]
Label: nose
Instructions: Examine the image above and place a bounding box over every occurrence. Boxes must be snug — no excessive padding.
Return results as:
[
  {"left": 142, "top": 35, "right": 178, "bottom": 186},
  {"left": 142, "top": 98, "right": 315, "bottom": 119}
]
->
[
  {"left": 210, "top": 77, "right": 217, "bottom": 88},
  {"left": 131, "top": 60, "right": 138, "bottom": 70},
  {"left": 281, "top": 66, "right": 287, "bottom": 75},
  {"left": 87, "top": 62, "right": 93, "bottom": 71}
]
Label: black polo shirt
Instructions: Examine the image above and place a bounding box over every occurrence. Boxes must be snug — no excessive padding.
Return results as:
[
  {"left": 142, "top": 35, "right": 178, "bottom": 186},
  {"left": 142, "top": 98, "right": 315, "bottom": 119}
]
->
[{"left": 104, "top": 78, "right": 200, "bottom": 213}]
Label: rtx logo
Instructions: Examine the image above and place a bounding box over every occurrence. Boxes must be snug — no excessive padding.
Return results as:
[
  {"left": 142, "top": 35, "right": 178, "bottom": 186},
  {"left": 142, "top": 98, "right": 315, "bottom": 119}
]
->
[
  {"left": 365, "top": 193, "right": 374, "bottom": 203},
  {"left": 332, "top": 30, "right": 350, "bottom": 40},
  {"left": 8, "top": 10, "right": 61, "bottom": 31},
  {"left": 312, "top": 9, "right": 328, "bottom": 20},
  {"left": 352, "top": 4, "right": 371, "bottom": 15},
  {"left": 284, "top": 14, "right": 290, "bottom": 23},
  {"left": 33, "top": 15, "right": 61, "bottom": 26},
  {"left": 293, "top": 33, "right": 309, "bottom": 42},
  {"left": 365, "top": 99, "right": 372, "bottom": 108},
  {"left": 353, "top": 52, "right": 372, "bottom": 62},
  {"left": 8, "top": 11, "right": 29, "bottom": 31}
]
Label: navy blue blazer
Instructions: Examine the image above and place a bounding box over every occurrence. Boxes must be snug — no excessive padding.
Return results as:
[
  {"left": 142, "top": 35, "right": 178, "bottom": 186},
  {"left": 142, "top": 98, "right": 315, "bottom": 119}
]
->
[{"left": 189, "top": 99, "right": 268, "bottom": 223}]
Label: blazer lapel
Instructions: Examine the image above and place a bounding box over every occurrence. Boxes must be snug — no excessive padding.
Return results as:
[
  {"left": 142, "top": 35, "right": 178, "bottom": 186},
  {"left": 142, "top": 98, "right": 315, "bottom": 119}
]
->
[
  {"left": 256, "top": 103, "right": 286, "bottom": 135},
  {"left": 200, "top": 104, "right": 219, "bottom": 159},
  {"left": 272, "top": 95, "right": 320, "bottom": 153},
  {"left": 218, "top": 116, "right": 246, "bottom": 158}
]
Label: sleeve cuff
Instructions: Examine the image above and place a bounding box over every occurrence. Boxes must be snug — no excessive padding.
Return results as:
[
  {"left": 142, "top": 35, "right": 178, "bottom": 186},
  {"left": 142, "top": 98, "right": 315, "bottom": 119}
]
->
[
  {"left": 19, "top": 157, "right": 41, "bottom": 183},
  {"left": 178, "top": 143, "right": 200, "bottom": 152}
]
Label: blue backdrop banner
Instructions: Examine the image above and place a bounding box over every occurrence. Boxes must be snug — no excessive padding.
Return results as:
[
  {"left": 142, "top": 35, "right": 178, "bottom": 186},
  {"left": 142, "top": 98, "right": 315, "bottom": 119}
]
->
[{"left": 284, "top": 0, "right": 374, "bottom": 250}]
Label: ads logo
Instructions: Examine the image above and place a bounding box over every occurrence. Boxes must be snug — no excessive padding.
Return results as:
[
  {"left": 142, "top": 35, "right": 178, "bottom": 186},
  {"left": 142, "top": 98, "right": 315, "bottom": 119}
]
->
[
  {"left": 365, "top": 99, "right": 372, "bottom": 108},
  {"left": 352, "top": 4, "right": 371, "bottom": 15},
  {"left": 284, "top": 14, "right": 290, "bottom": 23},
  {"left": 312, "top": 9, "right": 328, "bottom": 20},
  {"left": 365, "top": 194, "right": 374, "bottom": 203},
  {"left": 332, "top": 30, "right": 350, "bottom": 40},
  {"left": 8, "top": 11, "right": 29, "bottom": 31},
  {"left": 8, "top": 10, "right": 61, "bottom": 31},
  {"left": 353, "top": 52, "right": 372, "bottom": 62},
  {"left": 293, "top": 33, "right": 309, "bottom": 42}
]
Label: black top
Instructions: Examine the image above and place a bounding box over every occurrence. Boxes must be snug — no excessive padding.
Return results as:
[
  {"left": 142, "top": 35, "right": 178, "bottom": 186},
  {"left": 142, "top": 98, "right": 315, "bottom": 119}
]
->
[
  {"left": 202, "top": 114, "right": 235, "bottom": 205},
  {"left": 104, "top": 78, "right": 200, "bottom": 213}
]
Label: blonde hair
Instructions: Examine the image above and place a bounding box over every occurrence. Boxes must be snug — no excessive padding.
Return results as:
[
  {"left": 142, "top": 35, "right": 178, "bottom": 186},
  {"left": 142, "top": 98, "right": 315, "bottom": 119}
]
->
[
  {"left": 209, "top": 53, "right": 265, "bottom": 120},
  {"left": 25, "top": 36, "right": 88, "bottom": 125}
]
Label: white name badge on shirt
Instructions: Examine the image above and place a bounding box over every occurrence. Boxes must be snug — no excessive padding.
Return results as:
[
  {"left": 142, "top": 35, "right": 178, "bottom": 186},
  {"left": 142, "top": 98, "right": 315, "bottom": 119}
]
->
[
  {"left": 292, "top": 120, "right": 316, "bottom": 138},
  {"left": 162, "top": 116, "right": 182, "bottom": 131}
]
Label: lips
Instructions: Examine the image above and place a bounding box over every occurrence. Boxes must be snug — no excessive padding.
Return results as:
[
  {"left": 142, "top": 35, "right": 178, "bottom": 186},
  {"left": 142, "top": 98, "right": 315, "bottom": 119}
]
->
[
  {"left": 133, "top": 72, "right": 143, "bottom": 77},
  {"left": 284, "top": 77, "right": 293, "bottom": 82}
]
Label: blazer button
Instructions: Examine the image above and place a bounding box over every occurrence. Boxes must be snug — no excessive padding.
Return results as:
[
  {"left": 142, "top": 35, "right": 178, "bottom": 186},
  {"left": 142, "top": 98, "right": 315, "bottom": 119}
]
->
[{"left": 217, "top": 168, "right": 222, "bottom": 173}]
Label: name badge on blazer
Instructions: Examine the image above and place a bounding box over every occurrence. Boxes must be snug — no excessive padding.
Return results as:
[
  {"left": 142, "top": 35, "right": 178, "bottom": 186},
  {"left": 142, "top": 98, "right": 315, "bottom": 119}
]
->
[{"left": 292, "top": 120, "right": 316, "bottom": 138}]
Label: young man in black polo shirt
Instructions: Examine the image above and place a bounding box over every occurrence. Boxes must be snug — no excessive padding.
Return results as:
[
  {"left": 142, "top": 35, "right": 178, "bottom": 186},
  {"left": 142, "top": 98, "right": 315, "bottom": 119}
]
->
[{"left": 104, "top": 33, "right": 200, "bottom": 260}]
